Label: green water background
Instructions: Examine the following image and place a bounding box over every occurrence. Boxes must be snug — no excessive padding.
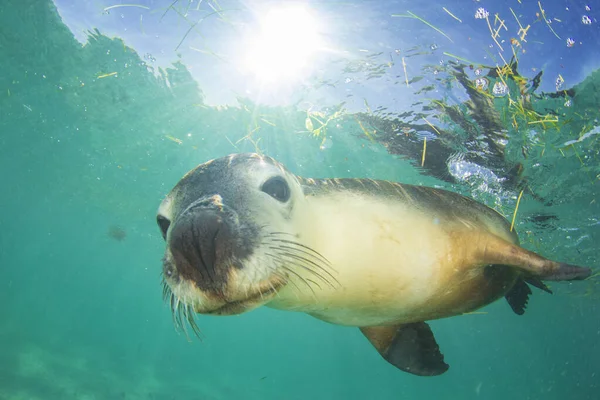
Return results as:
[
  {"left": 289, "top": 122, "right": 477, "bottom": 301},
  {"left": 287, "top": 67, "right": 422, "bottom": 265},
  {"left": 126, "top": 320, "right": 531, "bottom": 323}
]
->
[{"left": 1, "top": 1, "right": 598, "bottom": 399}]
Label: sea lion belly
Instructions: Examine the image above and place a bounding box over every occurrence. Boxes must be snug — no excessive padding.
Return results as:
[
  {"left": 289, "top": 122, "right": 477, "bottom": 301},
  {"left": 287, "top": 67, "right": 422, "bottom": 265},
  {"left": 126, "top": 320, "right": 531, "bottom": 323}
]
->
[{"left": 267, "top": 191, "right": 518, "bottom": 326}]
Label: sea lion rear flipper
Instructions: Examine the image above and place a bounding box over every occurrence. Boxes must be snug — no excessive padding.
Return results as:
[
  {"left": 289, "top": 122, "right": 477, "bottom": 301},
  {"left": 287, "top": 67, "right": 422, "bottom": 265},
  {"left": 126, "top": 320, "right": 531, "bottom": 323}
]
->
[
  {"left": 477, "top": 235, "right": 592, "bottom": 281},
  {"left": 360, "top": 322, "right": 449, "bottom": 376},
  {"left": 504, "top": 278, "right": 532, "bottom": 315},
  {"left": 524, "top": 277, "right": 552, "bottom": 293},
  {"left": 505, "top": 276, "right": 554, "bottom": 315}
]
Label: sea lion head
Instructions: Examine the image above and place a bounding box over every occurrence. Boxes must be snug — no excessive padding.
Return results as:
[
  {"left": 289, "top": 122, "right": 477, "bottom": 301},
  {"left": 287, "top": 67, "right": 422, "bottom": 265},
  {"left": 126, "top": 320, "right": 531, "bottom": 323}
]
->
[{"left": 157, "top": 153, "right": 330, "bottom": 331}]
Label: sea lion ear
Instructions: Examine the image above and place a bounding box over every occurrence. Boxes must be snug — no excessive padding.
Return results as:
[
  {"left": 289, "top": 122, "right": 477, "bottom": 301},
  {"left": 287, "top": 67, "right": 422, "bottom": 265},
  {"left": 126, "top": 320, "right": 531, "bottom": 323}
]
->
[{"left": 360, "top": 322, "right": 449, "bottom": 376}]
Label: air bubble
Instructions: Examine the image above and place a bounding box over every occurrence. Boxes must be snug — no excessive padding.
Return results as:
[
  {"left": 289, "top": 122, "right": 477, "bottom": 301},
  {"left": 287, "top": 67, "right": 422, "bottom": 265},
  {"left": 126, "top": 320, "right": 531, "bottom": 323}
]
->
[
  {"left": 474, "top": 77, "right": 489, "bottom": 91},
  {"left": 492, "top": 81, "right": 508, "bottom": 96},
  {"left": 320, "top": 138, "right": 333, "bottom": 150}
]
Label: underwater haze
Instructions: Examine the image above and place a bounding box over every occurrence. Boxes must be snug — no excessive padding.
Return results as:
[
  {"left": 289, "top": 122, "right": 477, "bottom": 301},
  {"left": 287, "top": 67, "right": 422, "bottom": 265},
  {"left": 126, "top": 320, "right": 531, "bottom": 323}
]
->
[{"left": 1, "top": 0, "right": 599, "bottom": 399}]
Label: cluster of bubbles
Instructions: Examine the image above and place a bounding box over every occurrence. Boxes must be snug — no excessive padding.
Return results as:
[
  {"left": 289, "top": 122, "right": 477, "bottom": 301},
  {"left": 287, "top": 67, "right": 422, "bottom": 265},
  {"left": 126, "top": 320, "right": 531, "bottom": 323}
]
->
[
  {"left": 555, "top": 75, "right": 565, "bottom": 91},
  {"left": 566, "top": 38, "right": 575, "bottom": 47},
  {"left": 474, "top": 7, "right": 489, "bottom": 20},
  {"left": 582, "top": 15, "right": 592, "bottom": 25},
  {"left": 447, "top": 153, "right": 506, "bottom": 209}
]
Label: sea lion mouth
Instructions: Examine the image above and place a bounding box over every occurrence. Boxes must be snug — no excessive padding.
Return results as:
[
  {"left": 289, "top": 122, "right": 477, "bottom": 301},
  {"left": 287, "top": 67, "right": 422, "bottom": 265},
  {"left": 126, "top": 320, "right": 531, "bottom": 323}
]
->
[
  {"left": 203, "top": 283, "right": 286, "bottom": 316},
  {"left": 160, "top": 231, "right": 339, "bottom": 338}
]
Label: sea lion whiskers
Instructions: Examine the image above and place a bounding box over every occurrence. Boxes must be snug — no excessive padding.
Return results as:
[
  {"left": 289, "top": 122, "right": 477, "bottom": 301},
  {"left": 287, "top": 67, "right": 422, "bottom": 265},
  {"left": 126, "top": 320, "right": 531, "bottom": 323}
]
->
[
  {"left": 247, "top": 234, "right": 318, "bottom": 300},
  {"left": 271, "top": 243, "right": 335, "bottom": 274},
  {"left": 249, "top": 227, "right": 327, "bottom": 294},
  {"left": 265, "top": 252, "right": 319, "bottom": 296},
  {"left": 161, "top": 276, "right": 170, "bottom": 301},
  {"left": 277, "top": 268, "right": 306, "bottom": 301},
  {"left": 175, "top": 299, "right": 187, "bottom": 335},
  {"left": 265, "top": 233, "right": 340, "bottom": 288},
  {"left": 254, "top": 252, "right": 307, "bottom": 301},
  {"left": 274, "top": 250, "right": 339, "bottom": 289},
  {"left": 306, "top": 278, "right": 322, "bottom": 288},
  {"left": 162, "top": 275, "right": 203, "bottom": 339},
  {"left": 267, "top": 232, "right": 335, "bottom": 271},
  {"left": 172, "top": 294, "right": 186, "bottom": 334},
  {"left": 185, "top": 303, "right": 202, "bottom": 339},
  {"left": 174, "top": 295, "right": 181, "bottom": 316},
  {"left": 231, "top": 257, "right": 287, "bottom": 304},
  {"left": 265, "top": 243, "right": 339, "bottom": 290},
  {"left": 235, "top": 264, "right": 253, "bottom": 300},
  {"left": 240, "top": 250, "right": 307, "bottom": 302},
  {"left": 174, "top": 293, "right": 203, "bottom": 340},
  {"left": 177, "top": 301, "right": 200, "bottom": 341},
  {"left": 257, "top": 264, "right": 290, "bottom": 300}
]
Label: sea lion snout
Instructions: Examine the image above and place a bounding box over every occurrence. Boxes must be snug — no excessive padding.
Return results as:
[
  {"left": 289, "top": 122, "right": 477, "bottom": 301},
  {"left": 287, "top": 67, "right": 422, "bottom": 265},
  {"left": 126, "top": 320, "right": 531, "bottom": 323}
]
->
[
  {"left": 170, "top": 206, "right": 221, "bottom": 279},
  {"left": 166, "top": 195, "right": 243, "bottom": 291}
]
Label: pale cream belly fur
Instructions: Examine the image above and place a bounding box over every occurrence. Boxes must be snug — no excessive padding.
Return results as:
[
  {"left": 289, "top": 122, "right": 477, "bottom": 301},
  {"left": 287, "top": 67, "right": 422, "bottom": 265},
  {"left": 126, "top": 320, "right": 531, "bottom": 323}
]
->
[{"left": 266, "top": 191, "right": 518, "bottom": 326}]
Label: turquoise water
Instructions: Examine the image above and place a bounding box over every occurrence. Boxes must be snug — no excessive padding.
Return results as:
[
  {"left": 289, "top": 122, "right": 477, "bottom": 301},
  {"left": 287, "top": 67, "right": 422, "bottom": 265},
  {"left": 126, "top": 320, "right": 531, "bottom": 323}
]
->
[{"left": 1, "top": 0, "right": 598, "bottom": 399}]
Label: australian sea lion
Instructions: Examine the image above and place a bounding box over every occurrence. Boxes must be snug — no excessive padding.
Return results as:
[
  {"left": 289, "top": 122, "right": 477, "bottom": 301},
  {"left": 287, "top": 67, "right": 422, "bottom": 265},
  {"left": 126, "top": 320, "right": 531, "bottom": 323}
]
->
[{"left": 156, "top": 153, "right": 592, "bottom": 376}]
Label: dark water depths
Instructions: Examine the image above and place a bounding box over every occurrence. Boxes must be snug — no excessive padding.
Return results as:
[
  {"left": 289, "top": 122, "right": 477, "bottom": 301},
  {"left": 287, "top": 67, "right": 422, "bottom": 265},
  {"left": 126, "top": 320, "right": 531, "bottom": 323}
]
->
[{"left": 0, "top": 0, "right": 598, "bottom": 399}]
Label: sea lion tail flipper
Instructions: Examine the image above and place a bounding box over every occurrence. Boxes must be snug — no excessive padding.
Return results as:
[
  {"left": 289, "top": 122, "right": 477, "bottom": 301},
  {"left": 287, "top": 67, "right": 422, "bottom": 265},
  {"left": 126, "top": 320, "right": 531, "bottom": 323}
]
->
[
  {"left": 360, "top": 322, "right": 449, "bottom": 376},
  {"left": 480, "top": 235, "right": 593, "bottom": 281}
]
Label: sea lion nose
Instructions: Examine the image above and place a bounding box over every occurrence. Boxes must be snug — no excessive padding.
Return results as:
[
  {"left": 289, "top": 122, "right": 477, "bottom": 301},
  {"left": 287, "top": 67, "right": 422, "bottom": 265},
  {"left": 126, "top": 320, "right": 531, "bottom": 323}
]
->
[{"left": 169, "top": 206, "right": 222, "bottom": 280}]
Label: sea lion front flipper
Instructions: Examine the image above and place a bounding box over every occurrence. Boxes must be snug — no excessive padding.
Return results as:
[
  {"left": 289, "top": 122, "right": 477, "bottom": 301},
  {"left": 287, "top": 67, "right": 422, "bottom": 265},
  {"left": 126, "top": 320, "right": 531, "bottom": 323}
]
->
[{"left": 360, "top": 322, "right": 449, "bottom": 376}]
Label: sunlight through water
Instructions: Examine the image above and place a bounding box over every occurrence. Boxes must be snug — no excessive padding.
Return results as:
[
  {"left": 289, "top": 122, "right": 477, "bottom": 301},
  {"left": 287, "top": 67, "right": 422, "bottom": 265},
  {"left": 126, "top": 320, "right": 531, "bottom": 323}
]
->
[{"left": 241, "top": 5, "right": 323, "bottom": 84}]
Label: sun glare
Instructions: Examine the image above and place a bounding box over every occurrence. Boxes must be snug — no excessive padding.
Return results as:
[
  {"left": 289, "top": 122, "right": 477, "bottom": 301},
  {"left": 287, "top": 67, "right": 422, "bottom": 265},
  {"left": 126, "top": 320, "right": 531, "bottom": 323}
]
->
[{"left": 242, "top": 5, "right": 322, "bottom": 84}]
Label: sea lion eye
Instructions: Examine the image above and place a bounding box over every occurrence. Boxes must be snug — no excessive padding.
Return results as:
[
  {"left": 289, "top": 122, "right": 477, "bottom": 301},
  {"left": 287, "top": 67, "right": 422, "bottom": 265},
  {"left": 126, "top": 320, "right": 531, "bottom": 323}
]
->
[
  {"left": 157, "top": 215, "right": 171, "bottom": 240},
  {"left": 261, "top": 177, "right": 290, "bottom": 202}
]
